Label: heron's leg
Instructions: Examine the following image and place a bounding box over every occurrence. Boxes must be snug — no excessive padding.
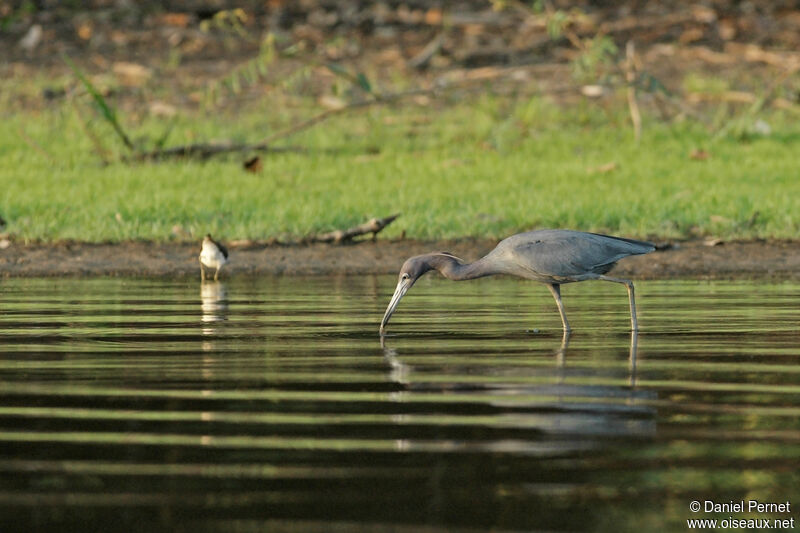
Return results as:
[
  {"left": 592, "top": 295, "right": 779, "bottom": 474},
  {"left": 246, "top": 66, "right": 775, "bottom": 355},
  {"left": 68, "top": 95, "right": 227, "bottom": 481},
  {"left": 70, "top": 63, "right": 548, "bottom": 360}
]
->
[
  {"left": 597, "top": 275, "right": 638, "bottom": 331},
  {"left": 547, "top": 284, "right": 571, "bottom": 332},
  {"left": 556, "top": 328, "right": 571, "bottom": 366},
  {"left": 628, "top": 330, "right": 639, "bottom": 388},
  {"left": 214, "top": 265, "right": 220, "bottom": 281},
  {"left": 200, "top": 260, "right": 206, "bottom": 281}
]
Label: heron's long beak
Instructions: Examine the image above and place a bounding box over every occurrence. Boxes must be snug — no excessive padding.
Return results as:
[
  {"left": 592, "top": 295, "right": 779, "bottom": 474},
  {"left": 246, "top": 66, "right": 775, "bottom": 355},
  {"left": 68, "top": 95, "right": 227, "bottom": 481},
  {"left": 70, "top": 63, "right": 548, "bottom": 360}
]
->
[{"left": 380, "top": 278, "right": 413, "bottom": 334}]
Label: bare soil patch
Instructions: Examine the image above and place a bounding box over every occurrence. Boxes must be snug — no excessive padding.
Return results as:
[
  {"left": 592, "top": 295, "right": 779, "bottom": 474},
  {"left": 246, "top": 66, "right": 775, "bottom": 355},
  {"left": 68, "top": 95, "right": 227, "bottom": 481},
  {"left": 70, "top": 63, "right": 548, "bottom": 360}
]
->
[{"left": 1, "top": 239, "right": 797, "bottom": 279}]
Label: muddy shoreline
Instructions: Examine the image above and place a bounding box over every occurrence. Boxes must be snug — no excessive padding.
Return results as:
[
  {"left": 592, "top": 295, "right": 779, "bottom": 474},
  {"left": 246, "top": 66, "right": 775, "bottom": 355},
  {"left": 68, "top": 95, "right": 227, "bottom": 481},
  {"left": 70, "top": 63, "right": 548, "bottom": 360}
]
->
[{"left": 0, "top": 239, "right": 798, "bottom": 279}]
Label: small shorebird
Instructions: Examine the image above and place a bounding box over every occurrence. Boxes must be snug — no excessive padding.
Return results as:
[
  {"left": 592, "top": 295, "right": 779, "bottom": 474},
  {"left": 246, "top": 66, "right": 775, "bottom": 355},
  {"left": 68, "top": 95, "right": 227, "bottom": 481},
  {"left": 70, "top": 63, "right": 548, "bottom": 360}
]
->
[{"left": 199, "top": 234, "right": 229, "bottom": 281}]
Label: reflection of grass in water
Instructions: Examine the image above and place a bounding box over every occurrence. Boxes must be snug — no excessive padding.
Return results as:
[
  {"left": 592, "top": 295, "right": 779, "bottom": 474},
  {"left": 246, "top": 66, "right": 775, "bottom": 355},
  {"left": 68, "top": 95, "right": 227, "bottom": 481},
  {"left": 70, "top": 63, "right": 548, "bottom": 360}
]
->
[
  {"left": 2, "top": 380, "right": 798, "bottom": 411},
  {"left": 2, "top": 93, "right": 799, "bottom": 241},
  {"left": 3, "top": 404, "right": 800, "bottom": 428},
  {"left": 0, "top": 459, "right": 418, "bottom": 481},
  {"left": 0, "top": 406, "right": 617, "bottom": 427},
  {"left": 0, "top": 430, "right": 399, "bottom": 451}
]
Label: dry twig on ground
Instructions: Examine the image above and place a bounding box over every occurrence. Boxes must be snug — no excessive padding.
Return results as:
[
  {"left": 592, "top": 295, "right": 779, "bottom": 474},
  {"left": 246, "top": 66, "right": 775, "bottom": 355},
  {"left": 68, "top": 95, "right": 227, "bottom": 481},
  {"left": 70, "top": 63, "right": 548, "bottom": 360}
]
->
[{"left": 310, "top": 214, "right": 400, "bottom": 244}]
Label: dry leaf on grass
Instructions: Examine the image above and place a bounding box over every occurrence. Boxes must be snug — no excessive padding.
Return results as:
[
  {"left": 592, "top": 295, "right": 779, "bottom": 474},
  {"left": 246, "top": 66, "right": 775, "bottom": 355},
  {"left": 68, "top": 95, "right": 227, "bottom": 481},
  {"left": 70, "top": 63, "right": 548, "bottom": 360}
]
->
[
  {"left": 113, "top": 62, "right": 153, "bottom": 87},
  {"left": 587, "top": 162, "right": 618, "bottom": 173},
  {"left": 243, "top": 156, "right": 262, "bottom": 173}
]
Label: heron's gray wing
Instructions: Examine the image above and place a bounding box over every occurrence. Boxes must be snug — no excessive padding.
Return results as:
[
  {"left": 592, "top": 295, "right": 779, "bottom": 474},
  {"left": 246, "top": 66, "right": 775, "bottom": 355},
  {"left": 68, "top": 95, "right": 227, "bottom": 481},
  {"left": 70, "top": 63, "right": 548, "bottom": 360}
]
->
[{"left": 500, "top": 230, "right": 653, "bottom": 278}]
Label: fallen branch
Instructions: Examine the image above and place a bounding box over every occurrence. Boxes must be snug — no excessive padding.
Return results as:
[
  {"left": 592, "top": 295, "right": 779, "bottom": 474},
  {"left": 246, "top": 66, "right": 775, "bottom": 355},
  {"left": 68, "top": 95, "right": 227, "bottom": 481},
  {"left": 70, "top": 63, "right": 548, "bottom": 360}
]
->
[
  {"left": 256, "top": 89, "right": 432, "bottom": 146},
  {"left": 310, "top": 214, "right": 400, "bottom": 244},
  {"left": 724, "top": 42, "right": 800, "bottom": 71},
  {"left": 136, "top": 88, "right": 435, "bottom": 161},
  {"left": 653, "top": 91, "right": 712, "bottom": 126},
  {"left": 134, "top": 142, "right": 307, "bottom": 161},
  {"left": 408, "top": 33, "right": 445, "bottom": 69},
  {"left": 686, "top": 91, "right": 800, "bottom": 113},
  {"left": 64, "top": 50, "right": 435, "bottom": 163}
]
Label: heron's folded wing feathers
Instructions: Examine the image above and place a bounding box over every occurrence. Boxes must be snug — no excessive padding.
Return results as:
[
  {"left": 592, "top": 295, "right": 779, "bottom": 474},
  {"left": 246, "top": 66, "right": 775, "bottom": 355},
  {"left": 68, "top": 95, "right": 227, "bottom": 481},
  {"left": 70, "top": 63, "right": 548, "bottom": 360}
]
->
[{"left": 505, "top": 231, "right": 652, "bottom": 277}]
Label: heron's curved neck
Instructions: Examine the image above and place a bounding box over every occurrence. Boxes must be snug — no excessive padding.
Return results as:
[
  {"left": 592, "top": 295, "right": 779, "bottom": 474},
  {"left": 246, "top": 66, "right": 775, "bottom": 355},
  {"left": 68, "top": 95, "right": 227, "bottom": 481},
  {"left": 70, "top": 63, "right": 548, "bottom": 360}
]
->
[{"left": 426, "top": 253, "right": 497, "bottom": 281}]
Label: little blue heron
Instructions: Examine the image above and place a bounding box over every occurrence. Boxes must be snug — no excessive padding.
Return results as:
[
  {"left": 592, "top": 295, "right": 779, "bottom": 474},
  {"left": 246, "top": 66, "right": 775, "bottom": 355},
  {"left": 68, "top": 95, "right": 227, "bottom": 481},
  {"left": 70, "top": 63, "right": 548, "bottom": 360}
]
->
[
  {"left": 380, "top": 229, "right": 655, "bottom": 334},
  {"left": 199, "top": 234, "right": 228, "bottom": 281}
]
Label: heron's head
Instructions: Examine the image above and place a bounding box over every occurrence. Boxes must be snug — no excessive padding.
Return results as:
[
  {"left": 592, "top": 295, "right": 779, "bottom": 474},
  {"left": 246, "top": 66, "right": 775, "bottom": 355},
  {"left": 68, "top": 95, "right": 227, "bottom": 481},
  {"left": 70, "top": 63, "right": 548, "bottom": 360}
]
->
[{"left": 379, "top": 253, "right": 457, "bottom": 334}]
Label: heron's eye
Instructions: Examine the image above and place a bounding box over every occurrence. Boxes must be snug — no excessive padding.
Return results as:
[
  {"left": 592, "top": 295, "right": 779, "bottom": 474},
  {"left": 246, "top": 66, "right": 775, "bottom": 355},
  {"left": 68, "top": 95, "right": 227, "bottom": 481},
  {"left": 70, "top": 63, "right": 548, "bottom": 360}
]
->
[{"left": 401, "top": 273, "right": 409, "bottom": 280}]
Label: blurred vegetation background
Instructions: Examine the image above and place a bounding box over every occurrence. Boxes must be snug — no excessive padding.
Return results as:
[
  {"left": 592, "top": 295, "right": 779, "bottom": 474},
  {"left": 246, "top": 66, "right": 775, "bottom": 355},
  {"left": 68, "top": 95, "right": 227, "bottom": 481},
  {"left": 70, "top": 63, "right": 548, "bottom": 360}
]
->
[{"left": 1, "top": 0, "right": 799, "bottom": 242}]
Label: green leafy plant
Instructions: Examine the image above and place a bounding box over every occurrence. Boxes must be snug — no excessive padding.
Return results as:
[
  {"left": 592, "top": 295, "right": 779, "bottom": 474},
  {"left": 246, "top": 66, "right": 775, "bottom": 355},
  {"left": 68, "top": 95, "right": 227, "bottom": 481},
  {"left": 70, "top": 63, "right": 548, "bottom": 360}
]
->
[
  {"left": 200, "top": 8, "right": 250, "bottom": 41},
  {"left": 63, "top": 54, "right": 134, "bottom": 151},
  {"left": 571, "top": 35, "right": 618, "bottom": 83},
  {"left": 205, "top": 32, "right": 278, "bottom": 106},
  {"left": 326, "top": 63, "right": 375, "bottom": 96}
]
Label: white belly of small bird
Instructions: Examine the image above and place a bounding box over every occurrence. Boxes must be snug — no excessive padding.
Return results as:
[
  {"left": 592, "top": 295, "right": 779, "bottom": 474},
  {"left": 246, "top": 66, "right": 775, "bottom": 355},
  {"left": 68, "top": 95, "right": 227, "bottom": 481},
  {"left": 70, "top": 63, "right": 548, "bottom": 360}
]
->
[{"left": 200, "top": 244, "right": 227, "bottom": 270}]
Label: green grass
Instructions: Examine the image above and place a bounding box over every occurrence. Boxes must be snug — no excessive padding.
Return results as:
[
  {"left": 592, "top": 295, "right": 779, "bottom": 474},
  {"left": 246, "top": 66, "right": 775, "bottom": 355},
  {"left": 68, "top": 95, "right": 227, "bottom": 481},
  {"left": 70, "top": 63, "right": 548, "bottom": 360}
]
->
[{"left": 2, "top": 92, "right": 799, "bottom": 242}]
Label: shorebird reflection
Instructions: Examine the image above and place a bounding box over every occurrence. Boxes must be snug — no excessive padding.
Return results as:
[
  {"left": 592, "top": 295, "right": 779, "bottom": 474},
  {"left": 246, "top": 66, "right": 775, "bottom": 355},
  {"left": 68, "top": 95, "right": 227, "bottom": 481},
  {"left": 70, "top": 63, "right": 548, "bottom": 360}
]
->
[{"left": 201, "top": 282, "right": 228, "bottom": 338}]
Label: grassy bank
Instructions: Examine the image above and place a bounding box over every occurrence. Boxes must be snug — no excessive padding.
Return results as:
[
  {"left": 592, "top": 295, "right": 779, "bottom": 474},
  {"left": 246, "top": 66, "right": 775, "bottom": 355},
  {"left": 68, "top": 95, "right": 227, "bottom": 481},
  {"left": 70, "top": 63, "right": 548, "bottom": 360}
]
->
[{"left": 2, "top": 92, "right": 799, "bottom": 242}]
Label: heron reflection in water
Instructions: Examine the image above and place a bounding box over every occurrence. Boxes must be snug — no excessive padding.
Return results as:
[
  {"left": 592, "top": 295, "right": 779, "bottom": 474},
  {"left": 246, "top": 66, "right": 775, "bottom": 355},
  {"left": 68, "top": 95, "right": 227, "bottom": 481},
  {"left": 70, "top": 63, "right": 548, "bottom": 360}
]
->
[{"left": 380, "top": 329, "right": 650, "bottom": 447}]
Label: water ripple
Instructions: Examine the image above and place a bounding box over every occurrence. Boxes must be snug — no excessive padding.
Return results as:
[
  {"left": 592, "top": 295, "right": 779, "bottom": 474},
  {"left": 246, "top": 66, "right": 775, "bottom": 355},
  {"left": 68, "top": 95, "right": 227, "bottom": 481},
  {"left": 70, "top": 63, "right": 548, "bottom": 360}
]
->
[{"left": 0, "top": 277, "right": 798, "bottom": 531}]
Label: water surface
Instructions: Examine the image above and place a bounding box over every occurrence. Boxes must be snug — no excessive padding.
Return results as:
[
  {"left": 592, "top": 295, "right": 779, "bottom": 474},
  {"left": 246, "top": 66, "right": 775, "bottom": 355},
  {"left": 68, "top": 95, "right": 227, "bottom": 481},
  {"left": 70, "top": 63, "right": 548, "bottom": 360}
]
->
[{"left": 0, "top": 277, "right": 798, "bottom": 532}]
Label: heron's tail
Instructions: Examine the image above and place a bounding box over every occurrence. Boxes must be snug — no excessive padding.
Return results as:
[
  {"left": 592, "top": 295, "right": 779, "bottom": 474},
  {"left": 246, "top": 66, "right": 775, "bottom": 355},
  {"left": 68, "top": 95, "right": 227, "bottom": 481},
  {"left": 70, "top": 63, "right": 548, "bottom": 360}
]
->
[{"left": 589, "top": 233, "right": 655, "bottom": 255}]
